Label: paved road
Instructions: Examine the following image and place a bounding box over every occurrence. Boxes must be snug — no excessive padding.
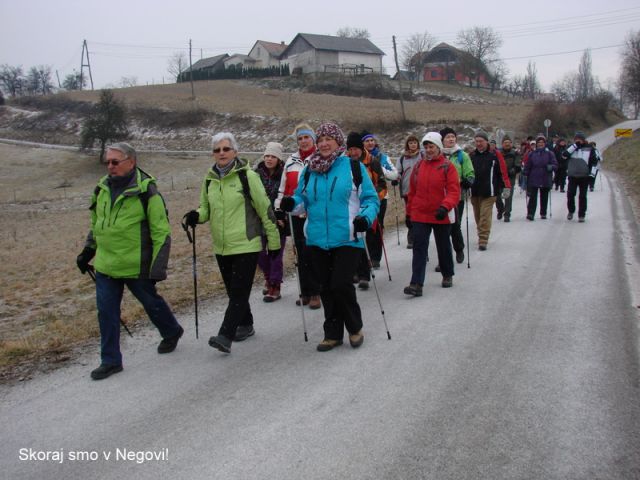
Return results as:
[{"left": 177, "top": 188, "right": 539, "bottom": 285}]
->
[{"left": 2, "top": 122, "right": 640, "bottom": 480}]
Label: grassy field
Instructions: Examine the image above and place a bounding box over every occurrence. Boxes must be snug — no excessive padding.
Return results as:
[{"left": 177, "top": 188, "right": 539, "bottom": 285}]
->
[{"left": 602, "top": 129, "right": 640, "bottom": 217}]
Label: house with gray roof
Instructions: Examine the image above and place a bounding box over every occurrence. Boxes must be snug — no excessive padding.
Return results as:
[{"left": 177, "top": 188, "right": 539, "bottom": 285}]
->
[
  {"left": 179, "top": 54, "right": 229, "bottom": 81},
  {"left": 248, "top": 40, "right": 288, "bottom": 69},
  {"left": 279, "top": 33, "right": 385, "bottom": 75}
]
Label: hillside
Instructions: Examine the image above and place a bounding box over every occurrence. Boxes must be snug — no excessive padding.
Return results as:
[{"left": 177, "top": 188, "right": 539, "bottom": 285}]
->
[{"left": 0, "top": 78, "right": 536, "bottom": 153}]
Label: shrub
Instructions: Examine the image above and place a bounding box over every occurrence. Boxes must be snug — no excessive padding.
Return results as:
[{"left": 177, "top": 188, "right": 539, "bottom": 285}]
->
[{"left": 131, "top": 106, "right": 208, "bottom": 129}]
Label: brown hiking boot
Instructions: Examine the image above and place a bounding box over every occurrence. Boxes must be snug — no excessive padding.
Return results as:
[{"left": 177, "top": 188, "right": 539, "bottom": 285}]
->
[
  {"left": 296, "top": 295, "right": 310, "bottom": 306},
  {"left": 349, "top": 330, "right": 364, "bottom": 348},
  {"left": 441, "top": 276, "right": 453, "bottom": 288},
  {"left": 316, "top": 338, "right": 343, "bottom": 352},
  {"left": 263, "top": 285, "right": 281, "bottom": 303},
  {"left": 308, "top": 295, "right": 321, "bottom": 309}
]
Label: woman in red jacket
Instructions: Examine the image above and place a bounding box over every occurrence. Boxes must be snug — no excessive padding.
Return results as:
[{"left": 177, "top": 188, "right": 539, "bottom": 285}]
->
[{"left": 404, "top": 132, "right": 461, "bottom": 296}]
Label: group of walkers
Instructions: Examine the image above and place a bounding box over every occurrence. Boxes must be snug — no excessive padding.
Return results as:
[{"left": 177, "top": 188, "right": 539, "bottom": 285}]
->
[{"left": 76, "top": 124, "right": 601, "bottom": 380}]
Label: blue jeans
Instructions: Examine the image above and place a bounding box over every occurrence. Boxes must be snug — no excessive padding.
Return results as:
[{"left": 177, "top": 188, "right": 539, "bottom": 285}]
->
[
  {"left": 411, "top": 222, "right": 453, "bottom": 286},
  {"left": 96, "top": 272, "right": 182, "bottom": 366}
]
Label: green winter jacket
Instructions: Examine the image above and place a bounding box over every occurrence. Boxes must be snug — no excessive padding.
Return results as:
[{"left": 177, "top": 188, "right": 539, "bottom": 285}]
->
[
  {"left": 86, "top": 168, "right": 171, "bottom": 280},
  {"left": 444, "top": 147, "right": 475, "bottom": 184},
  {"left": 196, "top": 158, "right": 280, "bottom": 255}
]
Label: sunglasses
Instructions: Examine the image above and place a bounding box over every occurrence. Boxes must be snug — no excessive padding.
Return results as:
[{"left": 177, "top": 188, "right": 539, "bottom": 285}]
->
[
  {"left": 106, "top": 158, "right": 129, "bottom": 166},
  {"left": 213, "top": 146, "right": 233, "bottom": 153}
]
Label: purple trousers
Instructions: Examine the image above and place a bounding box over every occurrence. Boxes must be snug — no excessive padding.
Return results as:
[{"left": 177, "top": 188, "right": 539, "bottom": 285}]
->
[{"left": 258, "top": 234, "right": 286, "bottom": 285}]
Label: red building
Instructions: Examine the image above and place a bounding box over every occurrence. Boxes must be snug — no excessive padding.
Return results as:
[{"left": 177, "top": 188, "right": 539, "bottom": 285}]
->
[{"left": 413, "top": 42, "right": 491, "bottom": 88}]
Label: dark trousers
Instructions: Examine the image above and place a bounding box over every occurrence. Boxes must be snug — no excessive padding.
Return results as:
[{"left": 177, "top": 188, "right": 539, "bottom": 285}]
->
[
  {"left": 589, "top": 170, "right": 598, "bottom": 190},
  {"left": 567, "top": 177, "right": 590, "bottom": 218},
  {"left": 495, "top": 179, "right": 516, "bottom": 218},
  {"left": 402, "top": 196, "right": 414, "bottom": 246},
  {"left": 527, "top": 186, "right": 550, "bottom": 217},
  {"left": 450, "top": 199, "right": 465, "bottom": 253},
  {"left": 258, "top": 234, "right": 286, "bottom": 286},
  {"left": 411, "top": 222, "right": 453, "bottom": 286},
  {"left": 95, "top": 272, "right": 182, "bottom": 366},
  {"left": 310, "top": 246, "right": 363, "bottom": 341},
  {"left": 554, "top": 167, "right": 567, "bottom": 191},
  {"left": 291, "top": 215, "right": 320, "bottom": 297},
  {"left": 368, "top": 198, "right": 387, "bottom": 262},
  {"left": 215, "top": 252, "right": 258, "bottom": 341}
]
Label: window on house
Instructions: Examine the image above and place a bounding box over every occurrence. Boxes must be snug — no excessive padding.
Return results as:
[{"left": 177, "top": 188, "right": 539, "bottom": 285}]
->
[{"left": 431, "top": 70, "right": 438, "bottom": 78}]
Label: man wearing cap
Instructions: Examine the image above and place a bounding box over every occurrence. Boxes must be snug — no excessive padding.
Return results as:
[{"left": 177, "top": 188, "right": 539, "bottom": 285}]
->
[
  {"left": 496, "top": 136, "right": 521, "bottom": 222},
  {"left": 76, "top": 143, "right": 184, "bottom": 380},
  {"left": 469, "top": 131, "right": 511, "bottom": 250},
  {"left": 562, "top": 132, "right": 599, "bottom": 222}
]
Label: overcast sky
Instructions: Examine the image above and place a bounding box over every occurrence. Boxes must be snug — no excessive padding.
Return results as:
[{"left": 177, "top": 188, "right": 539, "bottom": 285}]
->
[{"left": 1, "top": 0, "right": 638, "bottom": 92}]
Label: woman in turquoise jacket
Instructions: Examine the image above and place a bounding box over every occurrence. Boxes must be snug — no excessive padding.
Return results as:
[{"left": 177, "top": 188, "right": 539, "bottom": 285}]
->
[
  {"left": 184, "top": 132, "right": 280, "bottom": 353},
  {"left": 280, "top": 122, "right": 379, "bottom": 352}
]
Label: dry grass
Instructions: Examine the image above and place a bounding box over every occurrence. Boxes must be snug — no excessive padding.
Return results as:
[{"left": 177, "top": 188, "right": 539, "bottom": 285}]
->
[{"left": 602, "top": 130, "right": 640, "bottom": 218}]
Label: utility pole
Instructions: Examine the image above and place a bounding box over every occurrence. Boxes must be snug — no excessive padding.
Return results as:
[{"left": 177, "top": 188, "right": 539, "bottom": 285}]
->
[
  {"left": 392, "top": 36, "right": 407, "bottom": 123},
  {"left": 189, "top": 39, "right": 195, "bottom": 100},
  {"left": 55, "top": 70, "right": 61, "bottom": 89},
  {"left": 80, "top": 39, "right": 94, "bottom": 90}
]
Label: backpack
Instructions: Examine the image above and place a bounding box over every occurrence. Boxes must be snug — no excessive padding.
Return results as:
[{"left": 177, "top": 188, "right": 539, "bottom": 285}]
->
[{"left": 301, "top": 158, "right": 362, "bottom": 192}]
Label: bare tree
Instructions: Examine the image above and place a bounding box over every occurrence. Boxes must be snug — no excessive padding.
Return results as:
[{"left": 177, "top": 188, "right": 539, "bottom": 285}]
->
[
  {"left": 0, "top": 64, "right": 25, "bottom": 97},
  {"left": 456, "top": 26, "right": 503, "bottom": 88},
  {"left": 551, "top": 72, "right": 580, "bottom": 103},
  {"left": 119, "top": 76, "right": 138, "bottom": 88},
  {"left": 522, "top": 61, "right": 541, "bottom": 100},
  {"left": 167, "top": 51, "right": 188, "bottom": 82},
  {"left": 487, "top": 60, "right": 508, "bottom": 94},
  {"left": 619, "top": 29, "right": 640, "bottom": 118},
  {"left": 336, "top": 27, "right": 370, "bottom": 39},
  {"left": 400, "top": 31, "right": 437, "bottom": 81},
  {"left": 576, "top": 49, "right": 596, "bottom": 101}
]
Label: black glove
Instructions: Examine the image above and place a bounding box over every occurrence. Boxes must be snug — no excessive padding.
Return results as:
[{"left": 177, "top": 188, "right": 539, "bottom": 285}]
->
[
  {"left": 76, "top": 247, "right": 96, "bottom": 274},
  {"left": 183, "top": 210, "right": 199, "bottom": 228},
  {"left": 461, "top": 178, "right": 472, "bottom": 189},
  {"left": 280, "top": 196, "right": 295, "bottom": 212},
  {"left": 435, "top": 206, "right": 448, "bottom": 221},
  {"left": 275, "top": 209, "right": 286, "bottom": 222},
  {"left": 391, "top": 179, "right": 399, "bottom": 187},
  {"left": 268, "top": 249, "right": 280, "bottom": 259},
  {"left": 353, "top": 216, "right": 369, "bottom": 232},
  {"left": 405, "top": 216, "right": 412, "bottom": 229}
]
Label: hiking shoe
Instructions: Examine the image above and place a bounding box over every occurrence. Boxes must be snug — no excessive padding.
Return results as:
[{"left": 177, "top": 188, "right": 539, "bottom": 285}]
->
[
  {"left": 263, "top": 285, "right": 281, "bottom": 303},
  {"left": 309, "top": 295, "right": 322, "bottom": 310},
  {"left": 157, "top": 326, "right": 184, "bottom": 354},
  {"left": 456, "top": 250, "right": 465, "bottom": 264},
  {"left": 349, "top": 330, "right": 364, "bottom": 348},
  {"left": 567, "top": 212, "right": 574, "bottom": 220},
  {"left": 296, "top": 296, "right": 310, "bottom": 306},
  {"left": 442, "top": 276, "right": 453, "bottom": 288},
  {"left": 479, "top": 245, "right": 487, "bottom": 251},
  {"left": 403, "top": 284, "right": 423, "bottom": 297},
  {"left": 526, "top": 214, "right": 534, "bottom": 221},
  {"left": 497, "top": 211, "right": 503, "bottom": 220},
  {"left": 316, "top": 338, "right": 343, "bottom": 352},
  {"left": 352, "top": 275, "right": 359, "bottom": 284},
  {"left": 262, "top": 281, "right": 270, "bottom": 295},
  {"left": 504, "top": 216, "right": 510, "bottom": 223},
  {"left": 435, "top": 264, "right": 441, "bottom": 272},
  {"left": 358, "top": 279, "right": 369, "bottom": 290},
  {"left": 371, "top": 260, "right": 381, "bottom": 269},
  {"left": 208, "top": 335, "right": 231, "bottom": 353},
  {"left": 540, "top": 214, "right": 547, "bottom": 219},
  {"left": 578, "top": 216, "right": 585, "bottom": 223},
  {"left": 406, "top": 242, "right": 413, "bottom": 249},
  {"left": 234, "top": 325, "right": 255, "bottom": 342},
  {"left": 90, "top": 364, "right": 123, "bottom": 380}
]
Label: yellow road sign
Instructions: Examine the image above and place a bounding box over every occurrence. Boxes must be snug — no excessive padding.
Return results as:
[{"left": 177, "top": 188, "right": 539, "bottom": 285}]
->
[{"left": 615, "top": 129, "right": 633, "bottom": 138}]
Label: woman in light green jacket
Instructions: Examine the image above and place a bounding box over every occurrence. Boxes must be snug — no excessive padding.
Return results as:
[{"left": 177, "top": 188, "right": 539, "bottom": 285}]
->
[{"left": 184, "top": 132, "right": 280, "bottom": 353}]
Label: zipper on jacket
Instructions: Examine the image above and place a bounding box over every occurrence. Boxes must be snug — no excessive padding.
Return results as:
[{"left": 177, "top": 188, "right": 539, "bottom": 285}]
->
[
  {"left": 101, "top": 201, "right": 107, "bottom": 230},
  {"left": 112, "top": 199, "right": 124, "bottom": 225},
  {"left": 329, "top": 176, "right": 337, "bottom": 201}
]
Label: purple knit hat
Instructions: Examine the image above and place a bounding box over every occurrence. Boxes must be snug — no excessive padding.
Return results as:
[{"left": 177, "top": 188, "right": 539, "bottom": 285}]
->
[{"left": 315, "top": 122, "right": 345, "bottom": 146}]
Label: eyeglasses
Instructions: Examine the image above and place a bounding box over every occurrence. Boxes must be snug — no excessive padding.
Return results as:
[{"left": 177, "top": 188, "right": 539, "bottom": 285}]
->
[
  {"left": 213, "top": 146, "right": 233, "bottom": 153},
  {"left": 106, "top": 158, "right": 129, "bottom": 166}
]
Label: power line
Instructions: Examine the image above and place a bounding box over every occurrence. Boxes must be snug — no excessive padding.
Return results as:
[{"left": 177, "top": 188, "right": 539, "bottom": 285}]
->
[{"left": 500, "top": 43, "right": 624, "bottom": 61}]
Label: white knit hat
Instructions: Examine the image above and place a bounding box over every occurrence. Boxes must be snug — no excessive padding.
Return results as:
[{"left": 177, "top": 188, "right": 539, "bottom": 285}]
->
[
  {"left": 263, "top": 142, "right": 284, "bottom": 161},
  {"left": 421, "top": 132, "right": 443, "bottom": 151}
]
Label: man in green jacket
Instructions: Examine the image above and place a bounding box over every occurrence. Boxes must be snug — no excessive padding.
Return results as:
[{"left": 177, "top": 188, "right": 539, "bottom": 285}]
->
[{"left": 76, "top": 143, "right": 184, "bottom": 380}]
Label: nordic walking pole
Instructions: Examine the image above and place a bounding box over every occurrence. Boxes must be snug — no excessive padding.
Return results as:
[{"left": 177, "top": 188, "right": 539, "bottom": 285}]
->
[
  {"left": 181, "top": 217, "right": 199, "bottom": 339},
  {"left": 360, "top": 232, "right": 391, "bottom": 340},
  {"left": 393, "top": 184, "right": 400, "bottom": 245},
  {"left": 379, "top": 227, "right": 392, "bottom": 281},
  {"left": 86, "top": 267, "right": 133, "bottom": 337},
  {"left": 465, "top": 191, "right": 470, "bottom": 269},
  {"left": 288, "top": 213, "right": 308, "bottom": 342}
]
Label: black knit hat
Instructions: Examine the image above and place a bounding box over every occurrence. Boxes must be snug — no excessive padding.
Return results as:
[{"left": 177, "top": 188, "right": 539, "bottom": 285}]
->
[
  {"left": 346, "top": 131, "right": 364, "bottom": 150},
  {"left": 440, "top": 126, "right": 457, "bottom": 139}
]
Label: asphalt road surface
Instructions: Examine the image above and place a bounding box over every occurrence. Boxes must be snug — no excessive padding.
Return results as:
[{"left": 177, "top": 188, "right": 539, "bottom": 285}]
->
[{"left": 2, "top": 122, "right": 640, "bottom": 480}]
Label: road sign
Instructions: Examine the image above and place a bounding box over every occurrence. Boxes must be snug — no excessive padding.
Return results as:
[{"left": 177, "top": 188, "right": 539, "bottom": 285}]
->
[
  {"left": 543, "top": 119, "right": 552, "bottom": 128},
  {"left": 615, "top": 129, "right": 633, "bottom": 138}
]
